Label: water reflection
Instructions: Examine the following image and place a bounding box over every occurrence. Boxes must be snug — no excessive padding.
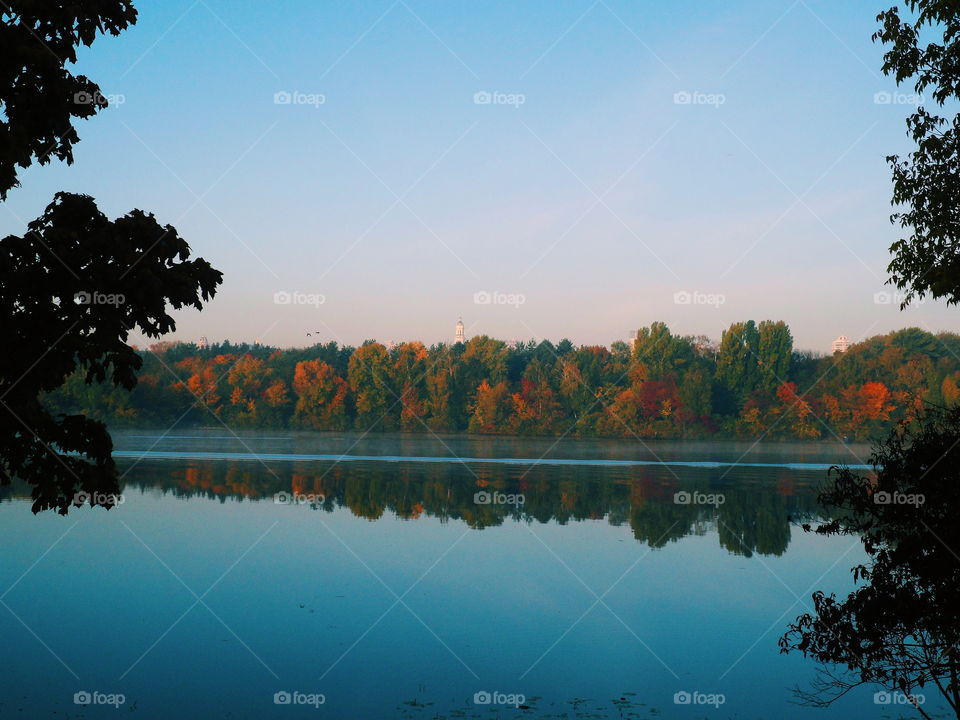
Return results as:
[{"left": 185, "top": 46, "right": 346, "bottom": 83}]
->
[
  {"left": 0, "top": 457, "right": 831, "bottom": 557},
  {"left": 0, "top": 439, "right": 875, "bottom": 720}
]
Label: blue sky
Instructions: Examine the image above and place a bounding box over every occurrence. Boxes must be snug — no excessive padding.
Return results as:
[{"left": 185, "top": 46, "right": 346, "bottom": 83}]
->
[{"left": 2, "top": 0, "right": 953, "bottom": 352}]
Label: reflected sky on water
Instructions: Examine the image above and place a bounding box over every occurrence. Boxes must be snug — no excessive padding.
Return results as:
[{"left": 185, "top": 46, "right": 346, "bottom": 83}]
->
[{"left": 0, "top": 433, "right": 932, "bottom": 719}]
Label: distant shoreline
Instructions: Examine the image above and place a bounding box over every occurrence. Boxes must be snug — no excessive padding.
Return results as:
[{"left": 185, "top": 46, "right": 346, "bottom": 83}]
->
[{"left": 111, "top": 448, "right": 871, "bottom": 471}]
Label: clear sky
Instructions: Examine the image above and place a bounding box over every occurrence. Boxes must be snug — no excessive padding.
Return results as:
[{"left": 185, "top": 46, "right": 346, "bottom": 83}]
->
[{"left": 2, "top": 0, "right": 954, "bottom": 353}]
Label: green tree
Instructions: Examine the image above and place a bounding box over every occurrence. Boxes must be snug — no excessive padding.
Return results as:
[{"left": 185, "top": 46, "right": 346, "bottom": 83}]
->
[
  {"left": 875, "top": 1, "right": 960, "bottom": 306},
  {"left": 678, "top": 367, "right": 713, "bottom": 425},
  {"left": 757, "top": 320, "right": 793, "bottom": 391},
  {"left": 716, "top": 321, "right": 761, "bottom": 408},
  {"left": 348, "top": 343, "right": 396, "bottom": 430},
  {"left": 631, "top": 322, "right": 691, "bottom": 380}
]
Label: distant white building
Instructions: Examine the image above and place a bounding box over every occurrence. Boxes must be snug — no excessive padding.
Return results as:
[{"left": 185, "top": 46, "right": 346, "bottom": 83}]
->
[
  {"left": 832, "top": 335, "right": 852, "bottom": 354},
  {"left": 454, "top": 316, "right": 465, "bottom": 344},
  {"left": 198, "top": 336, "right": 209, "bottom": 349}
]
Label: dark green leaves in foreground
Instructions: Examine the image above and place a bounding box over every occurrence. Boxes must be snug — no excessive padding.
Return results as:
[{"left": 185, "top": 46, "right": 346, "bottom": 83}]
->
[
  {"left": 0, "top": 193, "right": 222, "bottom": 514},
  {"left": 781, "top": 406, "right": 960, "bottom": 713},
  {"left": 0, "top": 1, "right": 138, "bottom": 198},
  {"left": 875, "top": 3, "right": 960, "bottom": 307}
]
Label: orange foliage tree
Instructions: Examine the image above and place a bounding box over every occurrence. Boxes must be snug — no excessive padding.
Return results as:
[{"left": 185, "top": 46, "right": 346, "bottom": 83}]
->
[{"left": 292, "top": 360, "right": 348, "bottom": 430}]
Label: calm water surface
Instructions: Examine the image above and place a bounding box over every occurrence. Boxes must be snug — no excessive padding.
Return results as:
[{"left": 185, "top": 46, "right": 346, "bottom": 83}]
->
[{"left": 0, "top": 432, "right": 936, "bottom": 718}]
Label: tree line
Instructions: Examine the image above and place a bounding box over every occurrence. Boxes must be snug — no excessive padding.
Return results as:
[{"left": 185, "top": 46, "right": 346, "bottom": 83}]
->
[{"left": 44, "top": 321, "right": 960, "bottom": 440}]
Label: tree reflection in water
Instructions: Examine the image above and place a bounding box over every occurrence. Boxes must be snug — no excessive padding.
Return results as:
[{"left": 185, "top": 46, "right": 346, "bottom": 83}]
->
[{"left": 0, "top": 459, "right": 835, "bottom": 558}]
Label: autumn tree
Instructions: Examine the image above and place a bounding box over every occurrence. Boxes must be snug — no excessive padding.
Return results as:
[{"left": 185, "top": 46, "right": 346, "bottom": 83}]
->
[
  {"left": 184, "top": 364, "right": 223, "bottom": 415},
  {"left": 942, "top": 372, "right": 960, "bottom": 406},
  {"left": 424, "top": 344, "right": 459, "bottom": 431},
  {"left": 774, "top": 382, "right": 820, "bottom": 439},
  {"left": 226, "top": 355, "right": 271, "bottom": 426},
  {"left": 469, "top": 380, "right": 511, "bottom": 433},
  {"left": 261, "top": 378, "right": 291, "bottom": 427},
  {"left": 854, "top": 382, "right": 895, "bottom": 433},
  {"left": 509, "top": 359, "right": 565, "bottom": 435},
  {"left": 391, "top": 342, "right": 429, "bottom": 431},
  {"left": 292, "top": 360, "right": 348, "bottom": 430},
  {"left": 458, "top": 336, "right": 509, "bottom": 427}
]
